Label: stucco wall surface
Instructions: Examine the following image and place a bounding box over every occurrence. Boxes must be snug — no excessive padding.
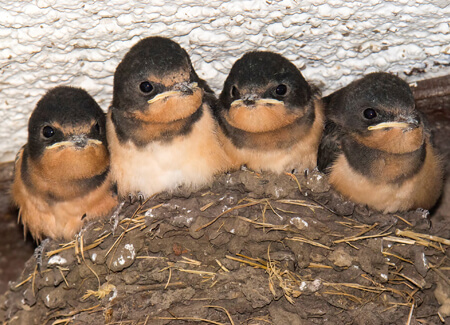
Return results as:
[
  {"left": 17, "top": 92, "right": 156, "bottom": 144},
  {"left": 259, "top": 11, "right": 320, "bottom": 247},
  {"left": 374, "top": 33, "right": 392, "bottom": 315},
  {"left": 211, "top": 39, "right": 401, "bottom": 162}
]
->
[{"left": 0, "top": 0, "right": 449, "bottom": 162}]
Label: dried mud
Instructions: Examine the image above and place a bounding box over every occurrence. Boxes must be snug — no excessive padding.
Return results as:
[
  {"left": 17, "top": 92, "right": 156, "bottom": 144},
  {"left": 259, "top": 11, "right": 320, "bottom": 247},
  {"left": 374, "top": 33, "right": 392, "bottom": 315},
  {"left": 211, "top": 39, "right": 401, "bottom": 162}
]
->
[{"left": 1, "top": 168, "right": 449, "bottom": 325}]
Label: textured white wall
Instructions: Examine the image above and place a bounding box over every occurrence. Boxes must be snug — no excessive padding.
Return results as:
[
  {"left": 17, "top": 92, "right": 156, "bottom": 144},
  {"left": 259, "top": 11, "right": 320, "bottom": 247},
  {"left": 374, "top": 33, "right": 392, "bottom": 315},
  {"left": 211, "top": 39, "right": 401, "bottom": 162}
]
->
[{"left": 1, "top": 0, "right": 449, "bottom": 162}]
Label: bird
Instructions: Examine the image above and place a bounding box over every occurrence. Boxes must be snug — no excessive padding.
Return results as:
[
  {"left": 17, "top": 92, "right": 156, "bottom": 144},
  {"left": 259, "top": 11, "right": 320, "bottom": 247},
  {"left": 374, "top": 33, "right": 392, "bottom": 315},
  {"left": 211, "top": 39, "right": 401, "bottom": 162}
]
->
[
  {"left": 213, "top": 51, "right": 324, "bottom": 174},
  {"left": 318, "top": 72, "right": 443, "bottom": 213},
  {"left": 107, "top": 36, "right": 230, "bottom": 199},
  {"left": 12, "top": 86, "right": 118, "bottom": 241}
]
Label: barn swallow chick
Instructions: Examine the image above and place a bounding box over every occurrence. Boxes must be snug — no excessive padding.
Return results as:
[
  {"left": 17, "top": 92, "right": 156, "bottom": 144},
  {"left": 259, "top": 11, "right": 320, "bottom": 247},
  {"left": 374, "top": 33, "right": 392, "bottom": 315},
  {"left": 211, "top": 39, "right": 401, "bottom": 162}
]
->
[
  {"left": 214, "top": 51, "right": 324, "bottom": 174},
  {"left": 318, "top": 72, "right": 443, "bottom": 213},
  {"left": 107, "top": 36, "right": 229, "bottom": 199},
  {"left": 12, "top": 86, "right": 118, "bottom": 241}
]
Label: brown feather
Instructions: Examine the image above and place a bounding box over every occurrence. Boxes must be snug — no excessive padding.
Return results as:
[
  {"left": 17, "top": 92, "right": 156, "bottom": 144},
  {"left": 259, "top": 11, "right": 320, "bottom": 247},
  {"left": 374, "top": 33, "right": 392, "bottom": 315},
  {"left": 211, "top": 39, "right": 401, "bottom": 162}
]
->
[
  {"left": 329, "top": 141, "right": 443, "bottom": 213},
  {"left": 130, "top": 87, "right": 203, "bottom": 124},
  {"left": 12, "top": 147, "right": 117, "bottom": 241},
  {"left": 107, "top": 105, "right": 231, "bottom": 198},
  {"left": 353, "top": 127, "right": 424, "bottom": 154},
  {"left": 219, "top": 99, "right": 324, "bottom": 173},
  {"left": 224, "top": 101, "right": 304, "bottom": 133}
]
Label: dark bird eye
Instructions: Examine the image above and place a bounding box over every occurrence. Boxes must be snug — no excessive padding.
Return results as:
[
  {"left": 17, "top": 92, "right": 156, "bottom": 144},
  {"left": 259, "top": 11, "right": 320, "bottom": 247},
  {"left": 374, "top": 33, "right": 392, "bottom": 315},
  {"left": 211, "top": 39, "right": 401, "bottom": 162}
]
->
[
  {"left": 231, "top": 85, "right": 240, "bottom": 99},
  {"left": 363, "top": 108, "right": 377, "bottom": 119},
  {"left": 94, "top": 122, "right": 100, "bottom": 133},
  {"left": 275, "top": 84, "right": 287, "bottom": 96},
  {"left": 42, "top": 126, "right": 55, "bottom": 138},
  {"left": 139, "top": 81, "right": 154, "bottom": 93}
]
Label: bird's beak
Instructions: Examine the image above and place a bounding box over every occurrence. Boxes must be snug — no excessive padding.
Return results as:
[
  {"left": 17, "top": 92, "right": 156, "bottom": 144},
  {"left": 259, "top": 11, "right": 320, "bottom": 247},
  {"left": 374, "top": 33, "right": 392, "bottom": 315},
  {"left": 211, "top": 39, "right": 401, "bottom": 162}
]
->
[
  {"left": 368, "top": 115, "right": 420, "bottom": 131},
  {"left": 147, "top": 82, "right": 199, "bottom": 104},
  {"left": 70, "top": 134, "right": 88, "bottom": 148},
  {"left": 231, "top": 95, "right": 282, "bottom": 108},
  {"left": 47, "top": 136, "right": 102, "bottom": 150}
]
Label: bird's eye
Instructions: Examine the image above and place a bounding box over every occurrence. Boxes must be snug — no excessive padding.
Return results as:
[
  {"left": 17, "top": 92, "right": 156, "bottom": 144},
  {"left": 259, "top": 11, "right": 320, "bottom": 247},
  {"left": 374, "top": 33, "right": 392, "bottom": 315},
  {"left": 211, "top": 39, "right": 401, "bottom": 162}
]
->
[
  {"left": 139, "top": 81, "right": 154, "bottom": 93},
  {"left": 363, "top": 108, "right": 377, "bottom": 119},
  {"left": 94, "top": 121, "right": 100, "bottom": 133},
  {"left": 275, "top": 84, "right": 287, "bottom": 96},
  {"left": 42, "top": 126, "right": 55, "bottom": 138},
  {"left": 231, "top": 85, "right": 240, "bottom": 99}
]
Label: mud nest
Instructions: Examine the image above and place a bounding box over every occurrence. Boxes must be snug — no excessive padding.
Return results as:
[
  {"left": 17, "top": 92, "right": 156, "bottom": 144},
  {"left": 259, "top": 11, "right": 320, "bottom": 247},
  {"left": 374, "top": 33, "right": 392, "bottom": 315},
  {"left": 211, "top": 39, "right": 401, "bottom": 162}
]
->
[{"left": 1, "top": 169, "right": 449, "bottom": 325}]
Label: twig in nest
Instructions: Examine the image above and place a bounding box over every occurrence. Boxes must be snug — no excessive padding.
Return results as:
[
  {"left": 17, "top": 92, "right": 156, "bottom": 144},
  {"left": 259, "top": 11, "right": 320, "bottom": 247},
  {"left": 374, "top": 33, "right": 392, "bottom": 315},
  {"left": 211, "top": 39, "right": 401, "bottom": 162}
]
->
[
  {"left": 204, "top": 305, "right": 235, "bottom": 325},
  {"left": 236, "top": 253, "right": 267, "bottom": 266},
  {"left": 196, "top": 200, "right": 263, "bottom": 231},
  {"left": 406, "top": 300, "right": 415, "bottom": 325},
  {"left": 154, "top": 316, "right": 226, "bottom": 325},
  {"left": 394, "top": 215, "right": 413, "bottom": 226},
  {"left": 286, "top": 236, "right": 331, "bottom": 250},
  {"left": 266, "top": 245, "right": 302, "bottom": 304},
  {"left": 308, "top": 263, "right": 332, "bottom": 269},
  {"left": 216, "top": 259, "right": 230, "bottom": 272},
  {"left": 105, "top": 202, "right": 146, "bottom": 262},
  {"left": 45, "top": 304, "right": 101, "bottom": 324},
  {"left": 391, "top": 271, "right": 425, "bottom": 290},
  {"left": 81, "top": 283, "right": 116, "bottom": 301},
  {"left": 238, "top": 216, "right": 290, "bottom": 232},
  {"left": 46, "top": 233, "right": 110, "bottom": 258},
  {"left": 181, "top": 256, "right": 202, "bottom": 266},
  {"left": 226, "top": 255, "right": 267, "bottom": 269},
  {"left": 333, "top": 230, "right": 392, "bottom": 244},
  {"left": 178, "top": 268, "right": 216, "bottom": 276},
  {"left": 277, "top": 199, "right": 322, "bottom": 211},
  {"left": 200, "top": 202, "right": 214, "bottom": 211},
  {"left": 56, "top": 266, "right": 69, "bottom": 288},
  {"left": 284, "top": 172, "right": 302, "bottom": 192},
  {"left": 164, "top": 267, "right": 172, "bottom": 289},
  {"left": 333, "top": 222, "right": 379, "bottom": 242},
  {"left": 52, "top": 318, "right": 72, "bottom": 325},
  {"left": 383, "top": 236, "right": 416, "bottom": 245},
  {"left": 382, "top": 251, "right": 413, "bottom": 264},
  {"left": 322, "top": 282, "right": 407, "bottom": 301},
  {"left": 138, "top": 202, "right": 163, "bottom": 214},
  {"left": 395, "top": 229, "right": 450, "bottom": 246},
  {"left": 80, "top": 234, "right": 100, "bottom": 288}
]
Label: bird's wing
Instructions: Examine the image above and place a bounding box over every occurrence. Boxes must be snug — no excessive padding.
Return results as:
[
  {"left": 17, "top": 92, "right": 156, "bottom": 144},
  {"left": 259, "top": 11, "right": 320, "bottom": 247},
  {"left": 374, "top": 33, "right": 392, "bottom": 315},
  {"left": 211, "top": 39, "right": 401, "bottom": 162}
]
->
[{"left": 317, "top": 118, "right": 343, "bottom": 173}]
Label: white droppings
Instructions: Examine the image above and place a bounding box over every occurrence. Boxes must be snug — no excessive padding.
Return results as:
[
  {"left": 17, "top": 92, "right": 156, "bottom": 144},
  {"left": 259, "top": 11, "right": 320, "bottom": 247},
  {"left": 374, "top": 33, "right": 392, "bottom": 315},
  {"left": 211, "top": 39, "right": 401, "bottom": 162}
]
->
[
  {"left": 421, "top": 252, "right": 429, "bottom": 269},
  {"left": 290, "top": 217, "right": 309, "bottom": 230},
  {"left": 311, "top": 279, "right": 321, "bottom": 290},
  {"left": 124, "top": 244, "right": 136, "bottom": 259},
  {"left": 48, "top": 255, "right": 67, "bottom": 266},
  {"left": 46, "top": 295, "right": 50, "bottom": 303},
  {"left": 173, "top": 214, "right": 194, "bottom": 226},
  {"left": 230, "top": 229, "right": 235, "bottom": 234},
  {"left": 115, "top": 255, "right": 126, "bottom": 266},
  {"left": 380, "top": 273, "right": 388, "bottom": 281},
  {"left": 91, "top": 253, "right": 97, "bottom": 262},
  {"left": 299, "top": 278, "right": 322, "bottom": 292},
  {"left": 145, "top": 209, "right": 155, "bottom": 218},
  {"left": 299, "top": 281, "right": 307, "bottom": 291},
  {"left": 109, "top": 286, "right": 118, "bottom": 301}
]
